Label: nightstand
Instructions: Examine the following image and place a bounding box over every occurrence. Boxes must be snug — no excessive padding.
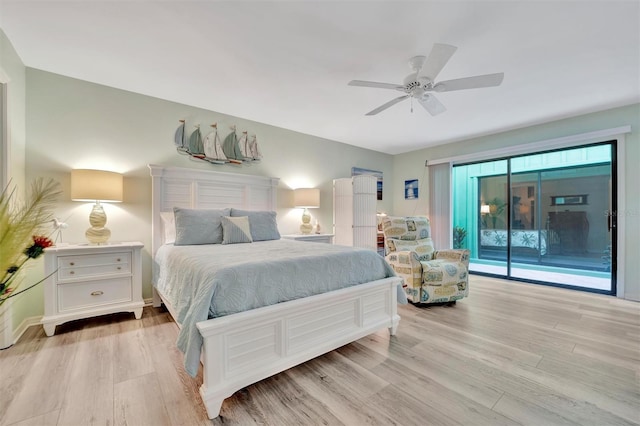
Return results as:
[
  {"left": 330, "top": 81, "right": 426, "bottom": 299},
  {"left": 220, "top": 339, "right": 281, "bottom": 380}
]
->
[
  {"left": 281, "top": 234, "right": 334, "bottom": 244},
  {"left": 42, "top": 242, "right": 144, "bottom": 336}
]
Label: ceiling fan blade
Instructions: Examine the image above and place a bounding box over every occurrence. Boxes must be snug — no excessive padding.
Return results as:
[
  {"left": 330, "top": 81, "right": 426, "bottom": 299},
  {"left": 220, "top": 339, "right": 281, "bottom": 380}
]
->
[
  {"left": 433, "top": 72, "right": 504, "bottom": 92},
  {"left": 365, "top": 95, "right": 409, "bottom": 116},
  {"left": 417, "top": 43, "right": 457, "bottom": 82},
  {"left": 418, "top": 94, "right": 446, "bottom": 116},
  {"left": 348, "top": 80, "right": 404, "bottom": 90}
]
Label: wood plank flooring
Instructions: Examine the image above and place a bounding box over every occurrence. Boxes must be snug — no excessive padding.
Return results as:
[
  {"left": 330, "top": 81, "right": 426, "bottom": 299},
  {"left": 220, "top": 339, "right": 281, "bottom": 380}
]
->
[{"left": 1, "top": 275, "right": 638, "bottom": 425}]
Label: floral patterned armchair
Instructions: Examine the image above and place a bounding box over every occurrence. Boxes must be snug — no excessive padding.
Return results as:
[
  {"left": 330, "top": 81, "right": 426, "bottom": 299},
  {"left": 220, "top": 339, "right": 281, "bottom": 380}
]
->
[{"left": 382, "top": 216, "right": 470, "bottom": 304}]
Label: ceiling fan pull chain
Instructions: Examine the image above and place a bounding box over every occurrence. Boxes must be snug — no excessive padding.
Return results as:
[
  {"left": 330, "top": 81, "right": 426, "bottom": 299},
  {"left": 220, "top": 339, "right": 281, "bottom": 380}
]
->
[{"left": 410, "top": 96, "right": 414, "bottom": 113}]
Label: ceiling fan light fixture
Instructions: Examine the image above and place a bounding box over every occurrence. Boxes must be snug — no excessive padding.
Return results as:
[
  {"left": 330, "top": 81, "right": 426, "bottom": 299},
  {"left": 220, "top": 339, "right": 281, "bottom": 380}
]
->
[{"left": 412, "top": 87, "right": 426, "bottom": 98}]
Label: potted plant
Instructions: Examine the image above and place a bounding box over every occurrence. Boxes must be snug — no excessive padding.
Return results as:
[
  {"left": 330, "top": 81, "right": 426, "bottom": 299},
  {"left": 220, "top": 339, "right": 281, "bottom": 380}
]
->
[
  {"left": 1, "top": 178, "right": 60, "bottom": 348},
  {"left": 453, "top": 226, "right": 467, "bottom": 249},
  {"left": 487, "top": 197, "right": 506, "bottom": 229}
]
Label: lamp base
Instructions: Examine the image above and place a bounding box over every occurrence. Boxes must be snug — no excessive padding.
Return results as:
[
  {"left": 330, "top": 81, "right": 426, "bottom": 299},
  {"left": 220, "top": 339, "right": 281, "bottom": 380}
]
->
[
  {"left": 300, "top": 223, "right": 313, "bottom": 235},
  {"left": 86, "top": 202, "right": 111, "bottom": 244},
  {"left": 86, "top": 227, "right": 111, "bottom": 244},
  {"left": 300, "top": 208, "right": 313, "bottom": 235}
]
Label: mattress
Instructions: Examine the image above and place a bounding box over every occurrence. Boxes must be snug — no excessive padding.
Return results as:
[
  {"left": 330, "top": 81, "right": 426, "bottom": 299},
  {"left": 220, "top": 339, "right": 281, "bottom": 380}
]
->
[{"left": 480, "top": 229, "right": 548, "bottom": 255}]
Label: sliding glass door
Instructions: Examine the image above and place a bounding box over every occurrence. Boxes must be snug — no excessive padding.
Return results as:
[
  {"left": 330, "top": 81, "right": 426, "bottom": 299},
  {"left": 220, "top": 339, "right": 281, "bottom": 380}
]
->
[{"left": 452, "top": 142, "right": 615, "bottom": 293}]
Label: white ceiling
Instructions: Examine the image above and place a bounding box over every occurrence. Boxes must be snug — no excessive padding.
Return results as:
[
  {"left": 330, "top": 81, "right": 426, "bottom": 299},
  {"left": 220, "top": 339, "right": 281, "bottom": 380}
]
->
[{"left": 1, "top": 1, "right": 638, "bottom": 154}]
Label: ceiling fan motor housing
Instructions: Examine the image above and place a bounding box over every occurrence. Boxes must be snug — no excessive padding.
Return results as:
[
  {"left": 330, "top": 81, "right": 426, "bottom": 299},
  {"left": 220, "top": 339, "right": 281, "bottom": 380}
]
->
[{"left": 403, "top": 73, "right": 430, "bottom": 97}]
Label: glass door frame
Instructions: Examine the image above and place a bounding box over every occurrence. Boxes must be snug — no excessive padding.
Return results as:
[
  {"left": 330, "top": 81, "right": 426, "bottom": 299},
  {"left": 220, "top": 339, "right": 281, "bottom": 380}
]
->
[{"left": 457, "top": 140, "right": 617, "bottom": 295}]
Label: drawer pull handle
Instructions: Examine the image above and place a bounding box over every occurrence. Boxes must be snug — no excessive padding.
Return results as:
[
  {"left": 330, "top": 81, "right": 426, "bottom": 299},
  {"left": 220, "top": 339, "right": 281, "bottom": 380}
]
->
[
  {"left": 116, "top": 258, "right": 121, "bottom": 262},
  {"left": 91, "top": 291, "right": 104, "bottom": 296},
  {"left": 70, "top": 262, "right": 75, "bottom": 266},
  {"left": 69, "top": 271, "right": 75, "bottom": 275},
  {"left": 117, "top": 267, "right": 122, "bottom": 270}
]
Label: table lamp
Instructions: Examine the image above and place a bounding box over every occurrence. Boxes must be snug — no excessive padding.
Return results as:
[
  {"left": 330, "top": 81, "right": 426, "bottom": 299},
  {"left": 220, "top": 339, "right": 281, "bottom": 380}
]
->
[
  {"left": 71, "top": 169, "right": 123, "bottom": 244},
  {"left": 293, "top": 188, "right": 320, "bottom": 234}
]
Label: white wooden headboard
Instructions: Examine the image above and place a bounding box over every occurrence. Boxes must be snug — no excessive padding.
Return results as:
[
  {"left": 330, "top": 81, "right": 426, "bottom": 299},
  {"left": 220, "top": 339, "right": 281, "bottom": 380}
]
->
[{"left": 148, "top": 164, "right": 279, "bottom": 256}]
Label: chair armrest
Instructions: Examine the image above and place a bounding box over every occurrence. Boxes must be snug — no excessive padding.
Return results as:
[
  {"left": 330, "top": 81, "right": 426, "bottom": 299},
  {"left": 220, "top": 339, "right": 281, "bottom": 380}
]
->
[
  {"left": 385, "top": 250, "right": 423, "bottom": 289},
  {"left": 434, "top": 249, "right": 470, "bottom": 270}
]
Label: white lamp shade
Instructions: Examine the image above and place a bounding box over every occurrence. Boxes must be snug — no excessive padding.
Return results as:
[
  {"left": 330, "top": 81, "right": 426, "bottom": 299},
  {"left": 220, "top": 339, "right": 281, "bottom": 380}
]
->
[
  {"left": 293, "top": 188, "right": 320, "bottom": 208},
  {"left": 480, "top": 204, "right": 491, "bottom": 214},
  {"left": 71, "top": 169, "right": 123, "bottom": 202}
]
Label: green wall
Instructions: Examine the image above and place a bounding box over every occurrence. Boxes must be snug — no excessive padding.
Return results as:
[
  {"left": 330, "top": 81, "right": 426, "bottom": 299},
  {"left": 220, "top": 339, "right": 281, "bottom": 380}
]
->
[
  {"left": 0, "top": 29, "right": 31, "bottom": 334},
  {"left": 393, "top": 104, "right": 640, "bottom": 301},
  {"left": 22, "top": 68, "right": 394, "bottom": 325}
]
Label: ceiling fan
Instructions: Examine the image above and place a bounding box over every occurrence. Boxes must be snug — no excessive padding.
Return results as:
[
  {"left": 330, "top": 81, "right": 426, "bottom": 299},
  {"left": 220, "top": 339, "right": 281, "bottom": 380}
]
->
[{"left": 348, "top": 43, "right": 504, "bottom": 116}]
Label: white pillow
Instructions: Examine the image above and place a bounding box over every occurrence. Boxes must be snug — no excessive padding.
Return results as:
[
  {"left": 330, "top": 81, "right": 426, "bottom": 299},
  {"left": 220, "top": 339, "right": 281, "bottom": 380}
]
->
[{"left": 160, "top": 211, "right": 176, "bottom": 244}]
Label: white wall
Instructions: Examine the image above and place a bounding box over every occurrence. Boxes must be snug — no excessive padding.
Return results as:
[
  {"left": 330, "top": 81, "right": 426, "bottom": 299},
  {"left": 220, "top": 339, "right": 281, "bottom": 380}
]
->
[
  {"left": 392, "top": 104, "right": 640, "bottom": 301},
  {"left": 24, "top": 69, "right": 394, "bottom": 313}
]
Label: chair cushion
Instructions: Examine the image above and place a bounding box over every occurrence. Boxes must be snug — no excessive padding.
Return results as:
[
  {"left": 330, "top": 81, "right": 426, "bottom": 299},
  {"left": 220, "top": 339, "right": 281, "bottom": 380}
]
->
[{"left": 421, "top": 259, "right": 468, "bottom": 287}]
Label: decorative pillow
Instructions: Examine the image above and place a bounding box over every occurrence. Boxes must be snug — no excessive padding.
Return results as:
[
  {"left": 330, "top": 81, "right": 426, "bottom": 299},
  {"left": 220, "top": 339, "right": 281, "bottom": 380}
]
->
[
  {"left": 221, "top": 216, "right": 253, "bottom": 245},
  {"left": 173, "top": 207, "right": 230, "bottom": 245},
  {"left": 230, "top": 209, "right": 280, "bottom": 241},
  {"left": 160, "top": 211, "right": 176, "bottom": 244}
]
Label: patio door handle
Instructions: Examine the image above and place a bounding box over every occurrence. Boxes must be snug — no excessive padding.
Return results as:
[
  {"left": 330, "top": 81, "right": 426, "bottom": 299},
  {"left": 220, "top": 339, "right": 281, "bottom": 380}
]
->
[{"left": 607, "top": 211, "right": 616, "bottom": 232}]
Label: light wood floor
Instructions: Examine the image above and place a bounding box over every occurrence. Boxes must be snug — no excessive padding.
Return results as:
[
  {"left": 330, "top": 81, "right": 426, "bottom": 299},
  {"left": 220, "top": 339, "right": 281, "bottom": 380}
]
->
[{"left": 1, "top": 276, "right": 639, "bottom": 426}]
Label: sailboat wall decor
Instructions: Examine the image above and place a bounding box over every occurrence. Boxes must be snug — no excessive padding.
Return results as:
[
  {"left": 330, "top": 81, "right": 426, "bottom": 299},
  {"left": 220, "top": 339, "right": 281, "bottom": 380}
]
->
[
  {"left": 238, "top": 131, "right": 249, "bottom": 161},
  {"left": 174, "top": 120, "right": 188, "bottom": 153},
  {"left": 188, "top": 125, "right": 205, "bottom": 158},
  {"left": 222, "top": 126, "right": 244, "bottom": 164},
  {"left": 249, "top": 134, "right": 262, "bottom": 161},
  {"left": 202, "top": 123, "right": 227, "bottom": 164},
  {"left": 174, "top": 120, "right": 262, "bottom": 166}
]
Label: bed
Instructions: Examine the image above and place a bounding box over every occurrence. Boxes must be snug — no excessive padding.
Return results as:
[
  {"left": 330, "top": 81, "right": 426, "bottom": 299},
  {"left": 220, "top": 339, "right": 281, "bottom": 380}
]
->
[
  {"left": 480, "top": 229, "right": 549, "bottom": 256},
  {"left": 148, "top": 164, "right": 404, "bottom": 419}
]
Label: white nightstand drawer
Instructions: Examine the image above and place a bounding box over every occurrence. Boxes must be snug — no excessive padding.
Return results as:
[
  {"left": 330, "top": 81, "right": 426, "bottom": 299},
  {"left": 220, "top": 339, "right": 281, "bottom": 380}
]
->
[
  {"left": 58, "top": 277, "right": 132, "bottom": 312},
  {"left": 57, "top": 252, "right": 131, "bottom": 281},
  {"left": 58, "top": 252, "right": 130, "bottom": 268}
]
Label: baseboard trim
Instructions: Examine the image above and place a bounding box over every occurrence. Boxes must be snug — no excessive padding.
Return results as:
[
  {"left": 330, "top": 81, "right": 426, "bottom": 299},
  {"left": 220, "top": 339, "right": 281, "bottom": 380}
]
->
[{"left": 13, "top": 315, "right": 42, "bottom": 344}]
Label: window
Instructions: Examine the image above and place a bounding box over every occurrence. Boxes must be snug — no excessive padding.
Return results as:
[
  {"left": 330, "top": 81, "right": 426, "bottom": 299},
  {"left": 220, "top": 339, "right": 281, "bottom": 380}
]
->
[{"left": 452, "top": 143, "right": 615, "bottom": 294}]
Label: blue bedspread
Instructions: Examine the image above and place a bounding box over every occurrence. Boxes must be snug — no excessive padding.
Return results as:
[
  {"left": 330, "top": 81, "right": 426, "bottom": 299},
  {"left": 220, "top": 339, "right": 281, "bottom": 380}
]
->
[{"left": 154, "top": 239, "right": 403, "bottom": 376}]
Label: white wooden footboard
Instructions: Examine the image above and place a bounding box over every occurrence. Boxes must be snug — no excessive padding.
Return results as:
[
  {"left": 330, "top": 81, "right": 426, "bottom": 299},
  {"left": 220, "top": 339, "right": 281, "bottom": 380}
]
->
[{"left": 195, "top": 277, "right": 401, "bottom": 419}]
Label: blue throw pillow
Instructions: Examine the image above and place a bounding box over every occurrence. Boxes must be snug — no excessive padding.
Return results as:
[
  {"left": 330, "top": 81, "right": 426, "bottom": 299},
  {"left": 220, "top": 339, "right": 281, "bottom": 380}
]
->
[
  {"left": 173, "top": 207, "right": 230, "bottom": 245},
  {"left": 230, "top": 209, "right": 281, "bottom": 241}
]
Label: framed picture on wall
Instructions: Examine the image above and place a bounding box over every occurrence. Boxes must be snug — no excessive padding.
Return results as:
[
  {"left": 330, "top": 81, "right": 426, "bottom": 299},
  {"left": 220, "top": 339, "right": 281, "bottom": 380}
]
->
[
  {"left": 551, "top": 194, "right": 588, "bottom": 206},
  {"left": 352, "top": 167, "right": 383, "bottom": 200},
  {"left": 405, "top": 179, "right": 418, "bottom": 199}
]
